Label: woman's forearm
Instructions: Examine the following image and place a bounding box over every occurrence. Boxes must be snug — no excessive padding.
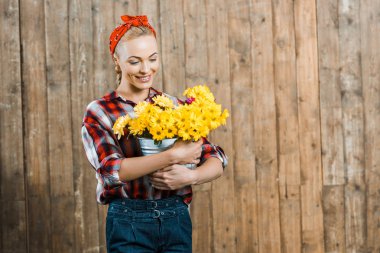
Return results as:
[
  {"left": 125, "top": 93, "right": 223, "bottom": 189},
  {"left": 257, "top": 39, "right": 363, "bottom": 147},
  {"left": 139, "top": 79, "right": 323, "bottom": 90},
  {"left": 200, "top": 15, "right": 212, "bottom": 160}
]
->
[
  {"left": 118, "top": 150, "right": 176, "bottom": 181},
  {"left": 118, "top": 140, "right": 203, "bottom": 182},
  {"left": 192, "top": 157, "right": 224, "bottom": 185}
]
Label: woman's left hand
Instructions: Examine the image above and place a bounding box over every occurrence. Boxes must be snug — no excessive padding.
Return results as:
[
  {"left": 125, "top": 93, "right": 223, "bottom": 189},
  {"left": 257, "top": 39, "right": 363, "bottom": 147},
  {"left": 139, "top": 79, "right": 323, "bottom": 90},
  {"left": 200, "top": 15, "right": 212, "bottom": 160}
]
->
[{"left": 149, "top": 164, "right": 197, "bottom": 190}]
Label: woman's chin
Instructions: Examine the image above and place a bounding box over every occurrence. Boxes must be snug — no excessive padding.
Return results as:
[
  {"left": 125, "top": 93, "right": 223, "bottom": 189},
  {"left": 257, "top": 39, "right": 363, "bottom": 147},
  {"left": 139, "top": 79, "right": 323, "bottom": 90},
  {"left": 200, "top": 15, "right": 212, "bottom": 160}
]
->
[{"left": 132, "top": 81, "right": 153, "bottom": 90}]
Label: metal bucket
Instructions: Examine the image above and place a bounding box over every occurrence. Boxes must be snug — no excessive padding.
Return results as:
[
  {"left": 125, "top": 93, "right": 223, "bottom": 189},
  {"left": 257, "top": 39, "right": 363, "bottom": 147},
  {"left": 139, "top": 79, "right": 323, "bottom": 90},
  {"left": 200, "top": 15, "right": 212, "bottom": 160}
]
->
[
  {"left": 138, "top": 137, "right": 177, "bottom": 156},
  {"left": 138, "top": 137, "right": 196, "bottom": 169}
]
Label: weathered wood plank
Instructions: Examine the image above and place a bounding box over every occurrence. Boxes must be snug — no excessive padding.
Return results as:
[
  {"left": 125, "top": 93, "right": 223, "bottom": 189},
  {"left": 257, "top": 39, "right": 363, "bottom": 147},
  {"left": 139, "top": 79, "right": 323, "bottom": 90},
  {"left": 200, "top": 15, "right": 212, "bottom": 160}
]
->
[
  {"left": 338, "top": 0, "right": 366, "bottom": 252},
  {"left": 316, "top": 1, "right": 347, "bottom": 251},
  {"left": 45, "top": 0, "right": 75, "bottom": 252},
  {"left": 322, "top": 185, "right": 346, "bottom": 253},
  {"left": 159, "top": 0, "right": 186, "bottom": 97},
  {"left": 0, "top": 0, "right": 27, "bottom": 252},
  {"left": 92, "top": 0, "right": 116, "bottom": 99},
  {"left": 19, "top": 0, "right": 51, "bottom": 252},
  {"left": 206, "top": 0, "right": 236, "bottom": 252},
  {"left": 272, "top": 0, "right": 302, "bottom": 252},
  {"left": 251, "top": 0, "right": 282, "bottom": 252},
  {"left": 294, "top": 0, "right": 325, "bottom": 252},
  {"left": 69, "top": 0, "right": 100, "bottom": 252},
  {"left": 114, "top": 0, "right": 138, "bottom": 21},
  {"left": 317, "top": 0, "right": 345, "bottom": 186},
  {"left": 138, "top": 0, "right": 163, "bottom": 91},
  {"left": 360, "top": 0, "right": 380, "bottom": 251},
  {"left": 190, "top": 190, "right": 212, "bottom": 253},
  {"left": 227, "top": 0, "right": 257, "bottom": 252},
  {"left": 184, "top": 0, "right": 208, "bottom": 86}
]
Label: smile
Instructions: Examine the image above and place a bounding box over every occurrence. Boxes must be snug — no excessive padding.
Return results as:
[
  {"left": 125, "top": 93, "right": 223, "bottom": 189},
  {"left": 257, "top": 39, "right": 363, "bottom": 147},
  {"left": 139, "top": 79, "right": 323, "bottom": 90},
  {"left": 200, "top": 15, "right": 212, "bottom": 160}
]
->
[{"left": 137, "top": 75, "right": 151, "bottom": 83}]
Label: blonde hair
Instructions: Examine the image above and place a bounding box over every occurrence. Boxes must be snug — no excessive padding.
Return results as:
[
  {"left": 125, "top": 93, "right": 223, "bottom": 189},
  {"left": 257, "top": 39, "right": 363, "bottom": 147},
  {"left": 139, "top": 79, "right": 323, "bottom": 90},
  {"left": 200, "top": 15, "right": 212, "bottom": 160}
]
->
[{"left": 113, "top": 26, "right": 155, "bottom": 85}]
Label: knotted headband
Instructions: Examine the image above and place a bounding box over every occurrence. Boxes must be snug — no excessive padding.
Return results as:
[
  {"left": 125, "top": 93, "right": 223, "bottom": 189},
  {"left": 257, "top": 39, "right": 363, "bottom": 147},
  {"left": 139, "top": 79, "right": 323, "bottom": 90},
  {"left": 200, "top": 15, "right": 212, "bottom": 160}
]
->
[{"left": 109, "top": 15, "right": 156, "bottom": 55}]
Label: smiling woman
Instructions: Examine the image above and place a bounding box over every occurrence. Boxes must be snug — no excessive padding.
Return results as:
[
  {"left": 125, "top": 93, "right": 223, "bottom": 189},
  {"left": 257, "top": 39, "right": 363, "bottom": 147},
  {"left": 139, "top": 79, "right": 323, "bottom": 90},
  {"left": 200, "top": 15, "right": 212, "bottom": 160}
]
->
[
  {"left": 112, "top": 22, "right": 159, "bottom": 101},
  {"left": 81, "top": 15, "right": 228, "bottom": 253},
  {"left": 114, "top": 30, "right": 159, "bottom": 96}
]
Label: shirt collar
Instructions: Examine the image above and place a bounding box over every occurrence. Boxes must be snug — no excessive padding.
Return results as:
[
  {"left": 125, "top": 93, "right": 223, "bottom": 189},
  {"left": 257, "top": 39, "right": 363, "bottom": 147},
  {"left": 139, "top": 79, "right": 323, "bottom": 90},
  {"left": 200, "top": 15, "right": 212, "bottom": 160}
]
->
[{"left": 104, "top": 87, "right": 162, "bottom": 104}]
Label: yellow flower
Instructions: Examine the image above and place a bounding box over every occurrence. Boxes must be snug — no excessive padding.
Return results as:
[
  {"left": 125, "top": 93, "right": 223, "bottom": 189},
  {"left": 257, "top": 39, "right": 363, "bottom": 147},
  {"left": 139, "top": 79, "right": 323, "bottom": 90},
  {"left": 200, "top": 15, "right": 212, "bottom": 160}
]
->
[
  {"left": 153, "top": 95, "right": 174, "bottom": 109},
  {"left": 134, "top": 101, "right": 149, "bottom": 116},
  {"left": 168, "top": 126, "right": 177, "bottom": 138},
  {"left": 183, "top": 85, "right": 215, "bottom": 102},
  {"left": 149, "top": 114, "right": 163, "bottom": 129},
  {"left": 112, "top": 85, "right": 229, "bottom": 142},
  {"left": 149, "top": 127, "right": 166, "bottom": 141},
  {"left": 197, "top": 124, "right": 210, "bottom": 137},
  {"left": 129, "top": 117, "right": 147, "bottom": 136},
  {"left": 219, "top": 109, "right": 229, "bottom": 125},
  {"left": 178, "top": 126, "right": 192, "bottom": 141},
  {"left": 112, "top": 115, "right": 131, "bottom": 139},
  {"left": 160, "top": 110, "right": 175, "bottom": 126}
]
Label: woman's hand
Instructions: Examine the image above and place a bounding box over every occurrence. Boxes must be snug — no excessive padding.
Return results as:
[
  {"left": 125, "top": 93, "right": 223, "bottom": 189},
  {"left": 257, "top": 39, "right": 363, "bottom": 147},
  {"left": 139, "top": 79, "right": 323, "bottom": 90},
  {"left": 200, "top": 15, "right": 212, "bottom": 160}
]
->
[
  {"left": 168, "top": 139, "right": 203, "bottom": 165},
  {"left": 149, "top": 165, "right": 197, "bottom": 190}
]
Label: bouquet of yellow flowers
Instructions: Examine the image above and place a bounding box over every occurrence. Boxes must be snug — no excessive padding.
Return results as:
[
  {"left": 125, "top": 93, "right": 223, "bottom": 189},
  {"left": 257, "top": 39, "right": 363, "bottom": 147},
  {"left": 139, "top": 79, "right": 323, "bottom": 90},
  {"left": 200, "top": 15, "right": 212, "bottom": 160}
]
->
[{"left": 112, "top": 85, "right": 229, "bottom": 143}]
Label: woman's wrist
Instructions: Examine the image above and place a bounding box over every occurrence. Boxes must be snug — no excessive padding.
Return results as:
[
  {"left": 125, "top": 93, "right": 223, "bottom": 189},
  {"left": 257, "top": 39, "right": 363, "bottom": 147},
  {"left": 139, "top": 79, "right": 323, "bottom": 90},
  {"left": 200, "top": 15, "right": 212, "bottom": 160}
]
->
[
  {"left": 189, "top": 169, "right": 199, "bottom": 185},
  {"left": 165, "top": 149, "right": 179, "bottom": 165}
]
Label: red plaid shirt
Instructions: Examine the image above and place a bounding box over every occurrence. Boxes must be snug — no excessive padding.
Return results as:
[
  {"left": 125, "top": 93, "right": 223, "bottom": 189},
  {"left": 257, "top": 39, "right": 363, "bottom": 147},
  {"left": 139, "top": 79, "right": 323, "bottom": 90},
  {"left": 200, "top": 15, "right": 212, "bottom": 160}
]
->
[{"left": 81, "top": 87, "right": 228, "bottom": 205}]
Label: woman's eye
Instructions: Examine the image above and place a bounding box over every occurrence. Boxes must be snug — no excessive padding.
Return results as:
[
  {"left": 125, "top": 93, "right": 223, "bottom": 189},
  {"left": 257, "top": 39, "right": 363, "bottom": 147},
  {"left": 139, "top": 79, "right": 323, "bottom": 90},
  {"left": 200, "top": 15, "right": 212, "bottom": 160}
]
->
[
  {"left": 129, "top": 61, "right": 139, "bottom": 65},
  {"left": 150, "top": 58, "right": 157, "bottom": 62}
]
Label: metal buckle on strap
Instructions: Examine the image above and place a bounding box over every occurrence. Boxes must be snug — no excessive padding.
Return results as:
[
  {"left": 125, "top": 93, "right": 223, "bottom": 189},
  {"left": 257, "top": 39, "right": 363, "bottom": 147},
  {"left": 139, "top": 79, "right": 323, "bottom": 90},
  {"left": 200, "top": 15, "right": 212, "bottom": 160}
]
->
[{"left": 153, "top": 210, "right": 160, "bottom": 218}]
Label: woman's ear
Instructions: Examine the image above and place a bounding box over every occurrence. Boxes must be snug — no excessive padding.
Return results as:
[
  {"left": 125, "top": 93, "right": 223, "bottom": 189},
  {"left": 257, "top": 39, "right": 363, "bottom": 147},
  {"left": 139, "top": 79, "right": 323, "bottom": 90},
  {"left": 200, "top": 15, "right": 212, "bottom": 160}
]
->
[{"left": 113, "top": 55, "right": 119, "bottom": 65}]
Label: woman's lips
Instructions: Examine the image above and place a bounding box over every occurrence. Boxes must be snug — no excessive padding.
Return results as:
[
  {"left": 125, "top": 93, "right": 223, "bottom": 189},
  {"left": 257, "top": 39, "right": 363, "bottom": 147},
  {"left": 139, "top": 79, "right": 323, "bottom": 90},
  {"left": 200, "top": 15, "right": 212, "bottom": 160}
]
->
[{"left": 137, "top": 75, "right": 151, "bottom": 83}]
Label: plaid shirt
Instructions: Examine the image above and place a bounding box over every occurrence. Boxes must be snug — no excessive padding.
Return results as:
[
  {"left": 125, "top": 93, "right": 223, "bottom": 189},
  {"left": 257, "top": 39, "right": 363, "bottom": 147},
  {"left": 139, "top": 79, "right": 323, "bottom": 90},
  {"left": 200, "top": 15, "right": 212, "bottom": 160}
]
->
[{"left": 81, "top": 87, "right": 228, "bottom": 205}]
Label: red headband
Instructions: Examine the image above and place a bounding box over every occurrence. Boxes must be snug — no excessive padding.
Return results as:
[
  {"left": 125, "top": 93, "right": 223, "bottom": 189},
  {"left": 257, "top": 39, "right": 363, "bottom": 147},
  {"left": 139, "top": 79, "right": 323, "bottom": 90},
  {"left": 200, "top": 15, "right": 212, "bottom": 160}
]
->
[{"left": 109, "top": 15, "right": 156, "bottom": 55}]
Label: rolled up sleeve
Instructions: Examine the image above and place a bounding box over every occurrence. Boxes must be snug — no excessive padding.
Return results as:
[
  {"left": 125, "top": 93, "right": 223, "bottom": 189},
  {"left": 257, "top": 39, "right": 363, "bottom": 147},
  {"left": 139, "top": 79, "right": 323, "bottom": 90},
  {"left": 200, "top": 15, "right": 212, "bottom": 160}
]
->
[
  {"left": 200, "top": 138, "right": 228, "bottom": 169},
  {"left": 81, "top": 103, "right": 125, "bottom": 191}
]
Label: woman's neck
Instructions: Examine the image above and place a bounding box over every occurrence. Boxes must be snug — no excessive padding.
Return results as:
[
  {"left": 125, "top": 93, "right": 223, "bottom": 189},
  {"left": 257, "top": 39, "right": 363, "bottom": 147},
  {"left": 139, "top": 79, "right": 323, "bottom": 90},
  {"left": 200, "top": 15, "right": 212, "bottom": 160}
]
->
[{"left": 116, "top": 81, "right": 150, "bottom": 104}]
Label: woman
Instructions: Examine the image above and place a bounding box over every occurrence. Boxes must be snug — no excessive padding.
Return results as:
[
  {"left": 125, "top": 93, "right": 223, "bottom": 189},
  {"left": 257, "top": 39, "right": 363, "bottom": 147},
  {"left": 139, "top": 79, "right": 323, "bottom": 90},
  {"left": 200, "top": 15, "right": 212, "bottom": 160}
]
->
[{"left": 81, "top": 15, "right": 227, "bottom": 253}]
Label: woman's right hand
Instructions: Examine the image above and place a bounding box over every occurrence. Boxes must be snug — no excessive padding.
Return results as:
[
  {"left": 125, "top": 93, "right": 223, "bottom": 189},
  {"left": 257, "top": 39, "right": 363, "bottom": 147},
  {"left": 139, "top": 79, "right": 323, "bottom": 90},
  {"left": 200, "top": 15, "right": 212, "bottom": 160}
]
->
[{"left": 169, "top": 139, "right": 203, "bottom": 165}]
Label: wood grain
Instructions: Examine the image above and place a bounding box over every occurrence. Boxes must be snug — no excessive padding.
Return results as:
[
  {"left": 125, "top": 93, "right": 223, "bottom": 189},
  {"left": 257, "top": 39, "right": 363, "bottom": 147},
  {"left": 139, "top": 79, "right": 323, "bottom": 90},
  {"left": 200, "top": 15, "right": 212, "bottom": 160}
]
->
[
  {"left": 294, "top": 0, "right": 325, "bottom": 252},
  {"left": 190, "top": 190, "right": 212, "bottom": 253},
  {"left": 184, "top": 0, "right": 208, "bottom": 86},
  {"left": 316, "top": 0, "right": 346, "bottom": 251},
  {"left": 272, "top": 0, "right": 302, "bottom": 252},
  {"left": 20, "top": 0, "right": 51, "bottom": 252},
  {"left": 92, "top": 0, "right": 117, "bottom": 98},
  {"left": 159, "top": 0, "right": 186, "bottom": 97},
  {"left": 322, "top": 185, "right": 346, "bottom": 253},
  {"left": 228, "top": 0, "right": 258, "bottom": 252},
  {"left": 317, "top": 0, "right": 345, "bottom": 187},
  {"left": 361, "top": 0, "right": 380, "bottom": 251},
  {"left": 251, "top": 0, "right": 282, "bottom": 252},
  {"left": 45, "top": 1, "right": 75, "bottom": 251},
  {"left": 338, "top": 0, "right": 366, "bottom": 252},
  {"left": 0, "top": 0, "right": 27, "bottom": 252}
]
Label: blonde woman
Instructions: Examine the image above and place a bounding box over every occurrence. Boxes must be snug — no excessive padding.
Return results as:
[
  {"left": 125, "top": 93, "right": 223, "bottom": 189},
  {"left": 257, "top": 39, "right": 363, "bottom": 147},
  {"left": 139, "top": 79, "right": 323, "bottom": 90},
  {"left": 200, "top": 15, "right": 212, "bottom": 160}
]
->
[{"left": 81, "top": 15, "right": 227, "bottom": 253}]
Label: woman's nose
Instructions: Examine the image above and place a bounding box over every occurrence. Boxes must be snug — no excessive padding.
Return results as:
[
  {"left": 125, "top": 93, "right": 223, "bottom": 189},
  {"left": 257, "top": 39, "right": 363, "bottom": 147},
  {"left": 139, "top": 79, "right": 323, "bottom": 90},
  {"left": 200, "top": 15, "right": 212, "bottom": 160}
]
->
[{"left": 140, "top": 61, "right": 149, "bottom": 74}]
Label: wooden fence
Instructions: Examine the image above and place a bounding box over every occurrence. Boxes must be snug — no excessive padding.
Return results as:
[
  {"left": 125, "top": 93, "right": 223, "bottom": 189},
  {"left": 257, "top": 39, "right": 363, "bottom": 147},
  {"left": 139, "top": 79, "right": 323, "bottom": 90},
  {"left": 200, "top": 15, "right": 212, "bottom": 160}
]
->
[{"left": 1, "top": 0, "right": 379, "bottom": 252}]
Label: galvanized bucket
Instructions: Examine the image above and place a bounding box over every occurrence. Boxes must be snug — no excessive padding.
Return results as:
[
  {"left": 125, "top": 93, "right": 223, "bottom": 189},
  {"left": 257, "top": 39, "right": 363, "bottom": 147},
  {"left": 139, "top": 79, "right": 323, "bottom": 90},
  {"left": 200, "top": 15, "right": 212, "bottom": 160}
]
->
[{"left": 138, "top": 137, "right": 196, "bottom": 169}]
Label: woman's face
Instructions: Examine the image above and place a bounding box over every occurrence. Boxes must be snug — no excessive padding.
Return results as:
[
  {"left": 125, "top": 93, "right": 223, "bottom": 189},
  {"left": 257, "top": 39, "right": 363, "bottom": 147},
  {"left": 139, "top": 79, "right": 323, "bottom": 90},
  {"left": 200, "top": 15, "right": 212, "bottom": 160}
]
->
[{"left": 115, "top": 35, "right": 159, "bottom": 90}]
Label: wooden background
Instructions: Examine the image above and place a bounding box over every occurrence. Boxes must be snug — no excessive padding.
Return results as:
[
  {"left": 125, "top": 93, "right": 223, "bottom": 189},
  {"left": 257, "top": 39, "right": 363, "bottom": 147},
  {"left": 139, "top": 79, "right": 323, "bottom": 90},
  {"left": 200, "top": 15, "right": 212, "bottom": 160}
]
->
[{"left": 1, "top": 0, "right": 379, "bottom": 252}]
